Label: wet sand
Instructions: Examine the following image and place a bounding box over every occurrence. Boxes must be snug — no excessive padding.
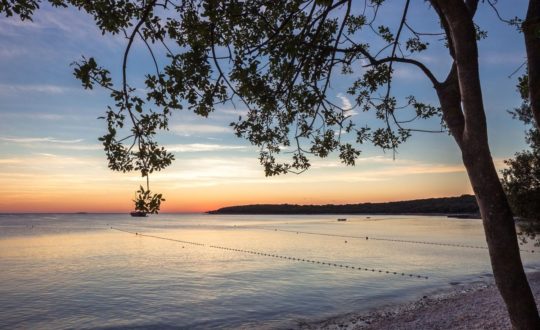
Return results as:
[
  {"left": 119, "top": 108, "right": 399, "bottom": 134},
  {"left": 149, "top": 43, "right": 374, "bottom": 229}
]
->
[{"left": 297, "top": 271, "right": 540, "bottom": 329}]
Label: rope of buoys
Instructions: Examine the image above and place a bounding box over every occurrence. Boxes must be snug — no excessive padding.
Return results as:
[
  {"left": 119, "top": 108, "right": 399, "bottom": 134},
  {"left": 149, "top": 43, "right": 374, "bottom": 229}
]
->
[
  {"left": 245, "top": 227, "right": 536, "bottom": 253},
  {"left": 111, "top": 227, "right": 430, "bottom": 280}
]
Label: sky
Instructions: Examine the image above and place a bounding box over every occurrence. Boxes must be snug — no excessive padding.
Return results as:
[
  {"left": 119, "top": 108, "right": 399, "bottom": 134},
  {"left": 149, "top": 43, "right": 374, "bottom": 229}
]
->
[{"left": 0, "top": 0, "right": 532, "bottom": 213}]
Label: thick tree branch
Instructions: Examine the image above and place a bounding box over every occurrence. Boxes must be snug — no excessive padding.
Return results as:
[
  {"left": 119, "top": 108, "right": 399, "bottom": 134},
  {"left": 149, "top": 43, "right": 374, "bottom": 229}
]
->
[{"left": 366, "top": 56, "right": 440, "bottom": 87}]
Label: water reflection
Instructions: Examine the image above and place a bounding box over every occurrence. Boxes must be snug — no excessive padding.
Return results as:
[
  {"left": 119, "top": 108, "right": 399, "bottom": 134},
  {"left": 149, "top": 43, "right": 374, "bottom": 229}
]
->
[{"left": 0, "top": 214, "right": 539, "bottom": 329}]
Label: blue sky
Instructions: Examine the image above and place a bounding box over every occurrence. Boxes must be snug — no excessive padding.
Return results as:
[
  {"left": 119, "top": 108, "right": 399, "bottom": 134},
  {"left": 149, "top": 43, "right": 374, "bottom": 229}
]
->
[{"left": 0, "top": 0, "right": 532, "bottom": 212}]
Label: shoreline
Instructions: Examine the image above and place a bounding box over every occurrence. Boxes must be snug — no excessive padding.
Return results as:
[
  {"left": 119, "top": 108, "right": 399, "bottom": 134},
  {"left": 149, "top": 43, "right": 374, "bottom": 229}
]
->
[{"left": 296, "top": 271, "right": 540, "bottom": 329}]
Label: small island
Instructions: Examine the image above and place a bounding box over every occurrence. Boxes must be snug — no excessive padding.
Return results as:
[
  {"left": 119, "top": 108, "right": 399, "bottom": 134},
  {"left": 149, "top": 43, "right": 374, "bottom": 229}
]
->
[{"left": 208, "top": 195, "right": 480, "bottom": 216}]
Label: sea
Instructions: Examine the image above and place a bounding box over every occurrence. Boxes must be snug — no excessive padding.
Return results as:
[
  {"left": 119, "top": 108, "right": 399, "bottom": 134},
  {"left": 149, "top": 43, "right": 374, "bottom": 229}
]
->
[{"left": 1, "top": 213, "right": 539, "bottom": 329}]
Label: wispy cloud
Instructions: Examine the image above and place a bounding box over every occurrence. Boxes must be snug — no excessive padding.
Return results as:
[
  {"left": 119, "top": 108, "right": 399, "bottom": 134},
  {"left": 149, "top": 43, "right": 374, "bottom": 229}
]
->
[
  {"left": 0, "top": 153, "right": 104, "bottom": 170},
  {"left": 337, "top": 93, "right": 353, "bottom": 110},
  {"left": 171, "top": 124, "right": 232, "bottom": 136},
  {"left": 0, "top": 136, "right": 83, "bottom": 144},
  {"left": 336, "top": 93, "right": 358, "bottom": 116},
  {"left": 139, "top": 155, "right": 467, "bottom": 189},
  {"left": 0, "top": 111, "right": 91, "bottom": 122},
  {"left": 140, "top": 157, "right": 262, "bottom": 187},
  {"left": 0, "top": 4, "right": 122, "bottom": 60},
  {"left": 214, "top": 107, "right": 249, "bottom": 117},
  {"left": 311, "top": 160, "right": 464, "bottom": 182},
  {"left": 166, "top": 143, "right": 247, "bottom": 153},
  {"left": 0, "top": 5, "right": 103, "bottom": 39},
  {"left": 310, "top": 156, "right": 413, "bottom": 169},
  {"left": 0, "top": 47, "right": 28, "bottom": 59},
  {"left": 0, "top": 83, "right": 70, "bottom": 95},
  {"left": 0, "top": 158, "right": 23, "bottom": 164},
  {"left": 382, "top": 164, "right": 465, "bottom": 175},
  {"left": 393, "top": 66, "right": 423, "bottom": 81},
  {"left": 483, "top": 52, "right": 525, "bottom": 65}
]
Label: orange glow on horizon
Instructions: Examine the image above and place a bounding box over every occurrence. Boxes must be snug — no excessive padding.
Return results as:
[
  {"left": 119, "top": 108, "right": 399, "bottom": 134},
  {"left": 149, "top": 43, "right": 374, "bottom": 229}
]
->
[
  {"left": 0, "top": 154, "right": 475, "bottom": 213},
  {"left": 1, "top": 177, "right": 474, "bottom": 213}
]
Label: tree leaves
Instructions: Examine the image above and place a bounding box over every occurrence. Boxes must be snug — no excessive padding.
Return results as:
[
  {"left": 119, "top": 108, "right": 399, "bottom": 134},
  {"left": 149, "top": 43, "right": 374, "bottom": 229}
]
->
[
  {"left": 502, "top": 74, "right": 540, "bottom": 243},
  {"left": 4, "top": 0, "right": 447, "bottom": 212},
  {"left": 133, "top": 185, "right": 165, "bottom": 213}
]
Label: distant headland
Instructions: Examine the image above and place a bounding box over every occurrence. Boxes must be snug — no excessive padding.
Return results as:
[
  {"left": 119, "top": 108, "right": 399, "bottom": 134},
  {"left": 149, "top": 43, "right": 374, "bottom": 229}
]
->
[{"left": 207, "top": 195, "right": 480, "bottom": 216}]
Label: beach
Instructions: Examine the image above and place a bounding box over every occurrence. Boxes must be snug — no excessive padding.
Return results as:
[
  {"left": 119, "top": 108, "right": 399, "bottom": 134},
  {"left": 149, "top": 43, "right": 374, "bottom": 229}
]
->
[{"left": 300, "top": 271, "right": 540, "bottom": 329}]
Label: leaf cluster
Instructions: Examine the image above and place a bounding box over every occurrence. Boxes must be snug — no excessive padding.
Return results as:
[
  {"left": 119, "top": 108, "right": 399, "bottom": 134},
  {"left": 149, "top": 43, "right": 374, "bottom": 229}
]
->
[
  {"left": 502, "top": 74, "right": 540, "bottom": 244},
  {"left": 133, "top": 185, "right": 165, "bottom": 214}
]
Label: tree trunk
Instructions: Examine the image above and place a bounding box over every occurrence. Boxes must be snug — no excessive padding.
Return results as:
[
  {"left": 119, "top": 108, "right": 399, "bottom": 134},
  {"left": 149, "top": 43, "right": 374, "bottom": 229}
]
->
[
  {"left": 524, "top": 0, "right": 540, "bottom": 129},
  {"left": 461, "top": 139, "right": 540, "bottom": 329},
  {"left": 433, "top": 1, "right": 540, "bottom": 328}
]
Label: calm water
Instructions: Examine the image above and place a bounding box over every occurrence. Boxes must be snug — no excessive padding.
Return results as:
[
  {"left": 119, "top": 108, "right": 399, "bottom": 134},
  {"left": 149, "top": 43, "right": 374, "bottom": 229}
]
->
[{"left": 1, "top": 214, "right": 539, "bottom": 329}]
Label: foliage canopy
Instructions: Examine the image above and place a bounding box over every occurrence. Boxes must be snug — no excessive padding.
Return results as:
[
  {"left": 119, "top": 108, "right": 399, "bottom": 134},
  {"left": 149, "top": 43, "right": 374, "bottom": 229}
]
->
[{"left": 502, "top": 75, "right": 540, "bottom": 243}]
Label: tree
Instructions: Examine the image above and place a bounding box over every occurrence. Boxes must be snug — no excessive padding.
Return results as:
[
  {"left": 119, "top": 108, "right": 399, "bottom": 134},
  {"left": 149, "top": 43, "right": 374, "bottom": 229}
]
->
[
  {"left": 503, "top": 128, "right": 540, "bottom": 223},
  {"left": 502, "top": 75, "right": 540, "bottom": 245},
  {"left": 1, "top": 0, "right": 539, "bottom": 327},
  {"left": 524, "top": 0, "right": 540, "bottom": 129}
]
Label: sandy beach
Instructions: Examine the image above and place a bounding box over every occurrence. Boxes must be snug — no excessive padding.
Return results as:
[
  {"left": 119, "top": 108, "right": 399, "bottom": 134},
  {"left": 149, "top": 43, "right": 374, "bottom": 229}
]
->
[{"left": 298, "top": 271, "right": 540, "bottom": 330}]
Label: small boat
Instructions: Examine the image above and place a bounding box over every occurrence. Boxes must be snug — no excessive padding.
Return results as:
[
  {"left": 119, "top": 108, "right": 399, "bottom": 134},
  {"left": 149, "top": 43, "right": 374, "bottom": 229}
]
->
[
  {"left": 337, "top": 218, "right": 347, "bottom": 222},
  {"left": 130, "top": 211, "right": 148, "bottom": 217}
]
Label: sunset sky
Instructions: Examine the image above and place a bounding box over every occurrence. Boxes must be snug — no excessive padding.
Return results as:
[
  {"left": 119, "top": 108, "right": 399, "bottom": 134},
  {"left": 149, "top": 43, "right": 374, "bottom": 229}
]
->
[{"left": 0, "top": 1, "right": 532, "bottom": 213}]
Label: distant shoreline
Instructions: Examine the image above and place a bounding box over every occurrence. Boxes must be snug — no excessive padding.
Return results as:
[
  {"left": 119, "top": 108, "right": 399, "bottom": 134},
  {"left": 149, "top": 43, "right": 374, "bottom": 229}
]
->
[{"left": 207, "top": 195, "right": 480, "bottom": 217}]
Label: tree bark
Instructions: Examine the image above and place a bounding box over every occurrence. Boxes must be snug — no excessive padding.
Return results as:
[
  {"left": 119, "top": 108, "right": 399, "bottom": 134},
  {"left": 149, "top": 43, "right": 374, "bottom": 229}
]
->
[
  {"left": 524, "top": 0, "right": 540, "bottom": 129},
  {"left": 432, "top": 1, "right": 540, "bottom": 328}
]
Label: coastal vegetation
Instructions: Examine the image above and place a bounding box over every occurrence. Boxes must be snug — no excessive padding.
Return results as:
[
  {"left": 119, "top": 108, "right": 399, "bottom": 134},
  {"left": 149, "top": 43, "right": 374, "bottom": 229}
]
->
[
  {"left": 502, "top": 74, "right": 540, "bottom": 245},
  {"left": 2, "top": 0, "right": 540, "bottom": 327},
  {"left": 209, "top": 195, "right": 479, "bottom": 215}
]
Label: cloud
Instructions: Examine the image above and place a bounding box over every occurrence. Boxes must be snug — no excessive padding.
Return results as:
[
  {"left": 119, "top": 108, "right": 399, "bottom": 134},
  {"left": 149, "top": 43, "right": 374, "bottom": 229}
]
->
[
  {"left": 302, "top": 163, "right": 465, "bottom": 184},
  {"left": 0, "top": 136, "right": 84, "bottom": 144},
  {"left": 140, "top": 157, "right": 262, "bottom": 187},
  {"left": 214, "top": 108, "right": 249, "bottom": 117},
  {"left": 0, "top": 153, "right": 104, "bottom": 169},
  {"left": 171, "top": 124, "right": 232, "bottom": 136},
  {"left": 337, "top": 93, "right": 359, "bottom": 116},
  {"left": 0, "top": 83, "right": 70, "bottom": 95},
  {"left": 0, "top": 4, "right": 122, "bottom": 61},
  {"left": 0, "top": 153, "right": 121, "bottom": 193},
  {"left": 310, "top": 156, "right": 413, "bottom": 169},
  {"left": 0, "top": 136, "right": 101, "bottom": 152},
  {"left": 337, "top": 93, "right": 353, "bottom": 110},
  {"left": 139, "top": 154, "right": 467, "bottom": 189},
  {"left": 0, "top": 5, "right": 100, "bottom": 39},
  {"left": 384, "top": 164, "right": 465, "bottom": 175},
  {"left": 393, "top": 66, "right": 423, "bottom": 80},
  {"left": 0, "top": 158, "right": 23, "bottom": 164},
  {"left": 50, "top": 144, "right": 102, "bottom": 151},
  {"left": 483, "top": 52, "right": 525, "bottom": 65},
  {"left": 0, "top": 111, "right": 92, "bottom": 122},
  {"left": 166, "top": 143, "right": 247, "bottom": 153},
  {"left": 0, "top": 47, "right": 28, "bottom": 59}
]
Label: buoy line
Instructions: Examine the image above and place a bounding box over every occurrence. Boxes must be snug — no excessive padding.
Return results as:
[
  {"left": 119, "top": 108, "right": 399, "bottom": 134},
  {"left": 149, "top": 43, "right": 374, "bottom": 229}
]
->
[
  {"left": 243, "top": 227, "right": 536, "bottom": 254},
  {"left": 111, "top": 227, "right": 430, "bottom": 280}
]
